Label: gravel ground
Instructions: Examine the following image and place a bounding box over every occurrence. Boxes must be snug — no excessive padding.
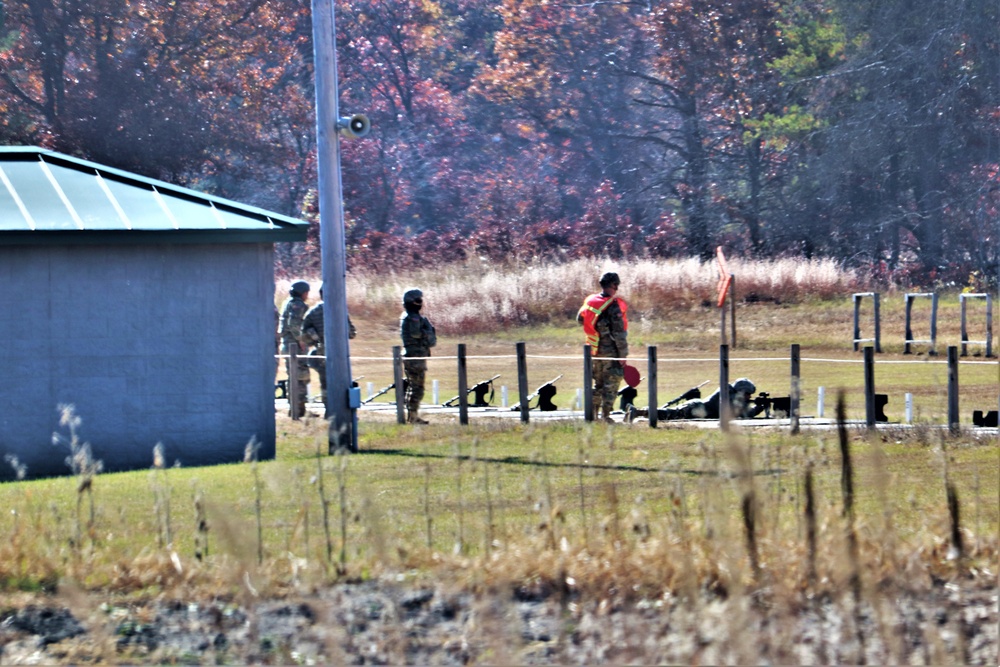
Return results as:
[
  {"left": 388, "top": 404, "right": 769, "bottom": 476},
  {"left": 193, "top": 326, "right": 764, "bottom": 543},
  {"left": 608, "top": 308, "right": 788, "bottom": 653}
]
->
[{"left": 1, "top": 575, "right": 996, "bottom": 665}]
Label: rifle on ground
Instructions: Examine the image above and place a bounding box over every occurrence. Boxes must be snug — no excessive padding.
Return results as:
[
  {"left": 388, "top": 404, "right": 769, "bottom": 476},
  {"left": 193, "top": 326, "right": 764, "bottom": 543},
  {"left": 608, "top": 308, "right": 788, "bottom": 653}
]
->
[
  {"left": 443, "top": 374, "right": 500, "bottom": 407},
  {"left": 660, "top": 380, "right": 709, "bottom": 409},
  {"left": 511, "top": 374, "right": 563, "bottom": 412},
  {"left": 362, "top": 378, "right": 408, "bottom": 405}
]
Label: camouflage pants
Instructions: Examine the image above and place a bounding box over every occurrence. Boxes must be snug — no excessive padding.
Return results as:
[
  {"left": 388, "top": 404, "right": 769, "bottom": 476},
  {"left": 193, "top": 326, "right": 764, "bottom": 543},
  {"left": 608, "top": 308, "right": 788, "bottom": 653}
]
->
[
  {"left": 592, "top": 358, "right": 623, "bottom": 418},
  {"left": 284, "top": 344, "right": 310, "bottom": 415},
  {"left": 403, "top": 360, "right": 426, "bottom": 414},
  {"left": 308, "top": 349, "right": 327, "bottom": 391}
]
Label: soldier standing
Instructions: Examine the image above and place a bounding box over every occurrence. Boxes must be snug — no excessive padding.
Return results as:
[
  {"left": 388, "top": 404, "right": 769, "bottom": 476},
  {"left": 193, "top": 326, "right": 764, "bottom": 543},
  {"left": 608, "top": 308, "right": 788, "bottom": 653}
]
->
[
  {"left": 301, "top": 283, "right": 356, "bottom": 409},
  {"left": 577, "top": 272, "right": 629, "bottom": 423},
  {"left": 400, "top": 289, "right": 436, "bottom": 424},
  {"left": 279, "top": 280, "right": 311, "bottom": 417}
]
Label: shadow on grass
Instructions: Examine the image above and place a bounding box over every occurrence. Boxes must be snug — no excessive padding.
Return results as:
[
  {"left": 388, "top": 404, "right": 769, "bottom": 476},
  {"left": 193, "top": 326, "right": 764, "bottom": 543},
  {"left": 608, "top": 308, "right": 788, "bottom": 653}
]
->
[{"left": 357, "top": 448, "right": 782, "bottom": 478}]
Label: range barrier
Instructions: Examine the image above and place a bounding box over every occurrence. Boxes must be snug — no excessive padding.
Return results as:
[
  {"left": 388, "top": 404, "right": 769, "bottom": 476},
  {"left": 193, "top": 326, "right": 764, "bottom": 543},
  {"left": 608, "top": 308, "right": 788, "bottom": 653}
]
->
[
  {"left": 852, "top": 292, "right": 996, "bottom": 356},
  {"left": 904, "top": 292, "right": 938, "bottom": 355},
  {"left": 282, "top": 342, "right": 998, "bottom": 433},
  {"left": 960, "top": 293, "right": 993, "bottom": 357},
  {"left": 852, "top": 292, "right": 881, "bottom": 352}
]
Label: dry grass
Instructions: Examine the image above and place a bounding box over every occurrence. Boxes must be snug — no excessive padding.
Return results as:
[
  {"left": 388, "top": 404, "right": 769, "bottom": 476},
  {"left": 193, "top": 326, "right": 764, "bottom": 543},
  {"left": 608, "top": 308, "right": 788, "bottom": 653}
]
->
[
  {"left": 1, "top": 258, "right": 996, "bottom": 663},
  {"left": 279, "top": 256, "right": 863, "bottom": 334}
]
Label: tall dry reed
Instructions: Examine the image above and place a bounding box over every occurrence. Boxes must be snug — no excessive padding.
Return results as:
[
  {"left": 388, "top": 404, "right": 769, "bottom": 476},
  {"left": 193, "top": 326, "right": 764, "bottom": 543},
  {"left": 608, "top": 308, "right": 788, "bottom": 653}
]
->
[{"left": 280, "top": 256, "right": 862, "bottom": 334}]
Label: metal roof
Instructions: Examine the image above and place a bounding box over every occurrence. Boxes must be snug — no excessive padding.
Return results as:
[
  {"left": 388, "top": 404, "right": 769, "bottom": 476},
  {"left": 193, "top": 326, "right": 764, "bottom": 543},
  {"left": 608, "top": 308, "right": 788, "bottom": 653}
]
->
[{"left": 0, "top": 146, "right": 309, "bottom": 245}]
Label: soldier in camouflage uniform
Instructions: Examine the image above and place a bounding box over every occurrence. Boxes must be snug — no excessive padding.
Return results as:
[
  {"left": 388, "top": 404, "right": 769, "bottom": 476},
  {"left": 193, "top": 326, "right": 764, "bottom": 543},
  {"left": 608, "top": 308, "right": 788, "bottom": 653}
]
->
[
  {"left": 279, "top": 280, "right": 311, "bottom": 417},
  {"left": 577, "top": 272, "right": 629, "bottom": 423},
  {"left": 626, "top": 378, "right": 762, "bottom": 422},
  {"left": 301, "top": 283, "right": 356, "bottom": 408},
  {"left": 400, "top": 288, "right": 436, "bottom": 424}
]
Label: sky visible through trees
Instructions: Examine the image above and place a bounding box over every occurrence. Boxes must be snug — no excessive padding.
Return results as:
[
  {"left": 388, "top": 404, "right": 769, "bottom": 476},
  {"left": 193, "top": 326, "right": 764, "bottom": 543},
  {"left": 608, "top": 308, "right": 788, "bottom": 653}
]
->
[{"left": 0, "top": 0, "right": 996, "bottom": 287}]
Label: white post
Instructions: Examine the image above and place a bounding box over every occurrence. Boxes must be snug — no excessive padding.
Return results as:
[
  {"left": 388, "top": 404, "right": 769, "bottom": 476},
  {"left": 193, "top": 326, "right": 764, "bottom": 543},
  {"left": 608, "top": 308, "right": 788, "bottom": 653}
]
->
[
  {"left": 817, "top": 386, "right": 825, "bottom": 418},
  {"left": 905, "top": 392, "right": 914, "bottom": 423},
  {"left": 366, "top": 381, "right": 374, "bottom": 400},
  {"left": 575, "top": 388, "right": 583, "bottom": 411},
  {"left": 501, "top": 386, "right": 509, "bottom": 408},
  {"left": 432, "top": 379, "right": 439, "bottom": 405}
]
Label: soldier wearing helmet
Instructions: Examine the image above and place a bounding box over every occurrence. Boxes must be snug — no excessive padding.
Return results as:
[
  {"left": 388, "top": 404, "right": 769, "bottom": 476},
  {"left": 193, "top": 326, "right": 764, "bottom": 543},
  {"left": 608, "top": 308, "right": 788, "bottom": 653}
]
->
[
  {"left": 301, "top": 283, "right": 357, "bottom": 408},
  {"left": 577, "top": 272, "right": 629, "bottom": 422},
  {"left": 400, "top": 288, "right": 436, "bottom": 424},
  {"left": 626, "top": 378, "right": 765, "bottom": 422},
  {"left": 278, "top": 280, "right": 312, "bottom": 417}
]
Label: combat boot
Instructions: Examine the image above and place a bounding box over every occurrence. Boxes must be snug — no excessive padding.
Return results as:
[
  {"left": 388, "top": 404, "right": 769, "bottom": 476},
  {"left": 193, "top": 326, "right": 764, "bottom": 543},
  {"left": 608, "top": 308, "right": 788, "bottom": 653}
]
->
[
  {"left": 601, "top": 404, "right": 614, "bottom": 424},
  {"left": 407, "top": 409, "right": 429, "bottom": 425}
]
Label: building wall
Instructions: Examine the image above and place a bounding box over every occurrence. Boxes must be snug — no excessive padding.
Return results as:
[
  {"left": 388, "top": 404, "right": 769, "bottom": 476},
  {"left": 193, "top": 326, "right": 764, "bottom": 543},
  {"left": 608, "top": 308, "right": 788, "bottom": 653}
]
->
[{"left": 0, "top": 243, "right": 276, "bottom": 480}]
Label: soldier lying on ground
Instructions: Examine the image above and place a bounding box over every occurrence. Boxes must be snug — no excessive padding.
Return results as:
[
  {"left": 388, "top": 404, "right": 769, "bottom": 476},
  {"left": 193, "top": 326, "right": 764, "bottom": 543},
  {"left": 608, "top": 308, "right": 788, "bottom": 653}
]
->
[{"left": 625, "top": 378, "right": 766, "bottom": 423}]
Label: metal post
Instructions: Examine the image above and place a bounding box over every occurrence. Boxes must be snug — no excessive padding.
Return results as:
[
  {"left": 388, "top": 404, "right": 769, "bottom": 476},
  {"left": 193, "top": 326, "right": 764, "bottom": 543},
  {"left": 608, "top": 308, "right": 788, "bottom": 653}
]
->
[
  {"left": 961, "top": 295, "right": 970, "bottom": 356},
  {"left": 904, "top": 295, "right": 914, "bottom": 355},
  {"left": 583, "top": 345, "right": 594, "bottom": 423},
  {"left": 853, "top": 294, "right": 861, "bottom": 352},
  {"left": 312, "top": 0, "right": 357, "bottom": 451},
  {"left": 720, "top": 298, "right": 727, "bottom": 345},
  {"left": 516, "top": 342, "right": 530, "bottom": 424},
  {"left": 392, "top": 346, "right": 405, "bottom": 425},
  {"left": 817, "top": 386, "right": 825, "bottom": 419},
  {"left": 987, "top": 294, "right": 994, "bottom": 358},
  {"left": 948, "top": 345, "right": 960, "bottom": 434},
  {"left": 457, "top": 344, "right": 469, "bottom": 426},
  {"left": 719, "top": 344, "right": 730, "bottom": 431},
  {"left": 905, "top": 392, "right": 913, "bottom": 423},
  {"left": 930, "top": 293, "right": 939, "bottom": 354},
  {"left": 790, "top": 343, "right": 800, "bottom": 434},
  {"left": 864, "top": 346, "right": 875, "bottom": 430},
  {"left": 873, "top": 293, "right": 882, "bottom": 353},
  {"left": 647, "top": 346, "right": 658, "bottom": 428},
  {"left": 729, "top": 274, "right": 737, "bottom": 348}
]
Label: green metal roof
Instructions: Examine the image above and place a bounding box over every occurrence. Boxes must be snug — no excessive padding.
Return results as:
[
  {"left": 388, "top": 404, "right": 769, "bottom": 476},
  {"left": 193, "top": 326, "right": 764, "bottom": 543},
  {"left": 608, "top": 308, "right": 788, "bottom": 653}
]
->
[{"left": 0, "top": 147, "right": 309, "bottom": 245}]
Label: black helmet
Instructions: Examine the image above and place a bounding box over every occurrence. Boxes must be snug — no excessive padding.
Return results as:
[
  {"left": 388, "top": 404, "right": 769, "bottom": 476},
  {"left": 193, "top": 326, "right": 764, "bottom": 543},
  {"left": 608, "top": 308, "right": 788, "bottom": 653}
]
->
[
  {"left": 290, "top": 280, "right": 310, "bottom": 297},
  {"left": 599, "top": 272, "right": 620, "bottom": 288},
  {"left": 732, "top": 378, "right": 756, "bottom": 395},
  {"left": 403, "top": 288, "right": 423, "bottom": 305}
]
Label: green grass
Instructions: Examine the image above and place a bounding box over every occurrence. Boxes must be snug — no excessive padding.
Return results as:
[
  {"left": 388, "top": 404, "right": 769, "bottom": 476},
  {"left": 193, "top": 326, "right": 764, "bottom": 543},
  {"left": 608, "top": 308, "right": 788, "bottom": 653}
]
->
[{"left": 1, "top": 416, "right": 996, "bottom": 599}]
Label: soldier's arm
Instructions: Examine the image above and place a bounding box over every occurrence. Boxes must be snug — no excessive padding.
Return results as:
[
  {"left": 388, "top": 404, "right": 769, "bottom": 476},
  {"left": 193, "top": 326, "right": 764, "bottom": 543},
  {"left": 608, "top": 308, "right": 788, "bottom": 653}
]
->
[{"left": 423, "top": 317, "right": 437, "bottom": 348}]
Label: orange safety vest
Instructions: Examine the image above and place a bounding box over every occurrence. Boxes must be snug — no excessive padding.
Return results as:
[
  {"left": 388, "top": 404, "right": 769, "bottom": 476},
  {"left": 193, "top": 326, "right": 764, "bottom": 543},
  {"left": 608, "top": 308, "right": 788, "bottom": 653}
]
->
[{"left": 578, "top": 293, "right": 628, "bottom": 352}]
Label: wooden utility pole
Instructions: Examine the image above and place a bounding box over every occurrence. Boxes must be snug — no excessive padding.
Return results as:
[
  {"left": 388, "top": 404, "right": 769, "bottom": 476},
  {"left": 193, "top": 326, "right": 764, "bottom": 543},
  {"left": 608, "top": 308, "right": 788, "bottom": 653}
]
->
[{"left": 312, "top": 0, "right": 357, "bottom": 452}]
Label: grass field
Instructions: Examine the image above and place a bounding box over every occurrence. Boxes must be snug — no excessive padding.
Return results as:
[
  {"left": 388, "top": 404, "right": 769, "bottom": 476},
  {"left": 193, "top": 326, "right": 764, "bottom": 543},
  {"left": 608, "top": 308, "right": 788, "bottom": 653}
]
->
[{"left": 1, "top": 260, "right": 997, "bottom": 663}]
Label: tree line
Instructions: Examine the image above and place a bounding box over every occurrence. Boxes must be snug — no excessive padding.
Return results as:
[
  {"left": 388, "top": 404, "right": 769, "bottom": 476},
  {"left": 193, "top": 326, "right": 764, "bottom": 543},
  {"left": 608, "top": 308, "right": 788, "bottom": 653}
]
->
[{"left": 0, "top": 0, "right": 996, "bottom": 287}]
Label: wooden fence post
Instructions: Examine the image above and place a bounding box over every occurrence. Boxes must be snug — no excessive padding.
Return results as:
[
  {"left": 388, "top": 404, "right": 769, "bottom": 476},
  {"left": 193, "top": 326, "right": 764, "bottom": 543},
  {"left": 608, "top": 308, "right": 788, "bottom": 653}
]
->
[
  {"left": 516, "top": 342, "right": 530, "bottom": 424},
  {"left": 790, "top": 343, "right": 800, "bottom": 435},
  {"left": 864, "top": 346, "right": 875, "bottom": 430},
  {"left": 392, "top": 345, "right": 405, "bottom": 425},
  {"left": 457, "top": 343, "right": 469, "bottom": 426},
  {"left": 647, "top": 345, "right": 658, "bottom": 428},
  {"left": 948, "top": 345, "right": 960, "bottom": 435},
  {"left": 719, "top": 344, "right": 730, "bottom": 431},
  {"left": 289, "top": 344, "right": 300, "bottom": 421}
]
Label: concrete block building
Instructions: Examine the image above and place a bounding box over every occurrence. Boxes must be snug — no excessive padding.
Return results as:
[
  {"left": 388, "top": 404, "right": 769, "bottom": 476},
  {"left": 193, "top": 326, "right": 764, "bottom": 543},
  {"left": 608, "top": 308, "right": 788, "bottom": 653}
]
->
[{"left": 0, "top": 147, "right": 308, "bottom": 480}]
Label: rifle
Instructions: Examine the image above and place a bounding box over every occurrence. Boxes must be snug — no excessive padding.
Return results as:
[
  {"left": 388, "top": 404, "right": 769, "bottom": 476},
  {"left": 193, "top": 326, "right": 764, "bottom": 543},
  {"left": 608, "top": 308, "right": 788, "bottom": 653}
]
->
[
  {"left": 510, "top": 374, "right": 563, "bottom": 412},
  {"left": 362, "top": 378, "right": 408, "bottom": 405},
  {"left": 443, "top": 374, "right": 500, "bottom": 407},
  {"left": 661, "top": 380, "right": 710, "bottom": 409}
]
